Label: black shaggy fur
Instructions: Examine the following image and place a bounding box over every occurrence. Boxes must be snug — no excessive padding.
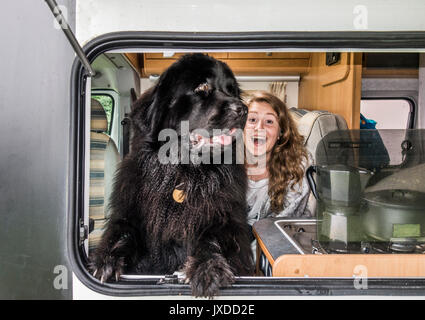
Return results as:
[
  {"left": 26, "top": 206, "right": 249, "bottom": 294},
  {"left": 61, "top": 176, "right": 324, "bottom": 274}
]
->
[{"left": 90, "top": 53, "right": 254, "bottom": 297}]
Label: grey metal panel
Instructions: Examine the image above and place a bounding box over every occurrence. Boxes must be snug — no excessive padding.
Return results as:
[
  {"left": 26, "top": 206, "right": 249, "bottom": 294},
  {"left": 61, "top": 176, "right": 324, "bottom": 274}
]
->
[
  {"left": 362, "top": 78, "right": 419, "bottom": 92},
  {"left": 0, "top": 0, "right": 75, "bottom": 299},
  {"left": 76, "top": 0, "right": 425, "bottom": 46}
]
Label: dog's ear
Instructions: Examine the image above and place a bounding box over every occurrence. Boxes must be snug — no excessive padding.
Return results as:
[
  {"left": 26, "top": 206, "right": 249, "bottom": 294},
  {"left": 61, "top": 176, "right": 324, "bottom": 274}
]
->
[
  {"left": 130, "top": 59, "right": 188, "bottom": 150},
  {"left": 129, "top": 83, "right": 170, "bottom": 150}
]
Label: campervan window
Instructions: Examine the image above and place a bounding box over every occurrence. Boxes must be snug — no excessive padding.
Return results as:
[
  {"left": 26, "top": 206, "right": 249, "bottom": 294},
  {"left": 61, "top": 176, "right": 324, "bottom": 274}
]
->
[
  {"left": 361, "top": 98, "right": 414, "bottom": 130},
  {"left": 69, "top": 35, "right": 425, "bottom": 297},
  {"left": 91, "top": 94, "right": 114, "bottom": 135}
]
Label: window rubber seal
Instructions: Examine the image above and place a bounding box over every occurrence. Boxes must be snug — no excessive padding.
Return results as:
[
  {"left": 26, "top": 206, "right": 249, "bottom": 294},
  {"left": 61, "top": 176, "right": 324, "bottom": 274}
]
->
[{"left": 68, "top": 31, "right": 425, "bottom": 297}]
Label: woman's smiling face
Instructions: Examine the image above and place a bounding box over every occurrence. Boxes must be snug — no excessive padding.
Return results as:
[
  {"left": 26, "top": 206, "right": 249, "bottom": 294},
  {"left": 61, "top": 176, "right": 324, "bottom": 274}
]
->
[{"left": 244, "top": 101, "right": 280, "bottom": 156}]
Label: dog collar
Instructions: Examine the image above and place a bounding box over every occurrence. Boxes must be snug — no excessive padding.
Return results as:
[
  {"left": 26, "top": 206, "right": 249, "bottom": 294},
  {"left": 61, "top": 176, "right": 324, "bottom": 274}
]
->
[{"left": 172, "top": 182, "right": 185, "bottom": 203}]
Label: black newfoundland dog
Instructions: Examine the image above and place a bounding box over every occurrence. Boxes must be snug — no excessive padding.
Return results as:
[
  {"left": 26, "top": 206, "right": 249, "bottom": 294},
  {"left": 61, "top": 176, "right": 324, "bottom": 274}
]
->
[{"left": 90, "top": 53, "right": 254, "bottom": 297}]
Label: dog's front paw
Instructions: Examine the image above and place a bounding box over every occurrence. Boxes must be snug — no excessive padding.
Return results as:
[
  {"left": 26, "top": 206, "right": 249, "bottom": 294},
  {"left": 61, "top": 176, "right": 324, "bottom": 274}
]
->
[
  {"left": 185, "top": 254, "right": 235, "bottom": 298},
  {"left": 89, "top": 252, "right": 126, "bottom": 283}
]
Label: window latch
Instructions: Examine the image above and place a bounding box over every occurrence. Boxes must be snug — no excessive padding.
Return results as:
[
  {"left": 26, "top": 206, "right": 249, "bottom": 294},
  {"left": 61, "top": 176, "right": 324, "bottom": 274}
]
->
[{"left": 79, "top": 218, "right": 89, "bottom": 245}]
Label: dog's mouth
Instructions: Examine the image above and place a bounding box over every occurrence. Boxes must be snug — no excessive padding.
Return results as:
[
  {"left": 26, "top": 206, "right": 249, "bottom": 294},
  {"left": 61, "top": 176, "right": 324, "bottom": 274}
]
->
[{"left": 189, "top": 128, "right": 238, "bottom": 148}]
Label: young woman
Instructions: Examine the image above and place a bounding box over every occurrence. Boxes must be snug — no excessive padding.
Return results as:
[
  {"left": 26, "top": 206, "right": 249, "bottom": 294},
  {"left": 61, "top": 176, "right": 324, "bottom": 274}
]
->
[{"left": 244, "top": 91, "right": 312, "bottom": 230}]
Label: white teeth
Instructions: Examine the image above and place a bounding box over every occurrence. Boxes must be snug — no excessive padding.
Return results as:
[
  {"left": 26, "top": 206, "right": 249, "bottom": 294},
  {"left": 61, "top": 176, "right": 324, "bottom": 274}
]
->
[
  {"left": 189, "top": 133, "right": 205, "bottom": 147},
  {"left": 189, "top": 128, "right": 236, "bottom": 147},
  {"left": 252, "top": 137, "right": 266, "bottom": 145},
  {"left": 197, "top": 139, "right": 205, "bottom": 148}
]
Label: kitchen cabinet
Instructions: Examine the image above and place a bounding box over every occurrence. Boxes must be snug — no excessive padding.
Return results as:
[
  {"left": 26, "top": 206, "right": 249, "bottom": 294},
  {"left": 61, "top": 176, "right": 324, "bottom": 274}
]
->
[
  {"left": 142, "top": 52, "right": 311, "bottom": 76},
  {"left": 298, "top": 52, "right": 362, "bottom": 129}
]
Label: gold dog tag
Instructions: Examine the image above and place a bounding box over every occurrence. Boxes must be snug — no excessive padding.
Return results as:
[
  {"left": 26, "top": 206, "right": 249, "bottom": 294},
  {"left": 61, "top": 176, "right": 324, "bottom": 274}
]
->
[{"left": 172, "top": 188, "right": 185, "bottom": 203}]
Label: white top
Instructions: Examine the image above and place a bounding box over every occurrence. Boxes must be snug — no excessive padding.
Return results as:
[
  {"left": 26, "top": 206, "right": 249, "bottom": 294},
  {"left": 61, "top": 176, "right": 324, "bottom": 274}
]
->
[{"left": 246, "top": 169, "right": 312, "bottom": 226}]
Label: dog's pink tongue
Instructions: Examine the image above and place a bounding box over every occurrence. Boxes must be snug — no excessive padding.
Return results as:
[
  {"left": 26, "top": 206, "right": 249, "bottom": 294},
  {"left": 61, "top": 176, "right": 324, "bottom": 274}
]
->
[
  {"left": 210, "top": 134, "right": 233, "bottom": 146},
  {"left": 219, "top": 134, "right": 232, "bottom": 146}
]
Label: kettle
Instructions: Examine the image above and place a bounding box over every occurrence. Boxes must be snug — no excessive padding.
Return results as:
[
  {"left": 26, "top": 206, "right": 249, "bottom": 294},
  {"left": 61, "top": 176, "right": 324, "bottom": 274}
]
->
[{"left": 306, "top": 164, "right": 373, "bottom": 209}]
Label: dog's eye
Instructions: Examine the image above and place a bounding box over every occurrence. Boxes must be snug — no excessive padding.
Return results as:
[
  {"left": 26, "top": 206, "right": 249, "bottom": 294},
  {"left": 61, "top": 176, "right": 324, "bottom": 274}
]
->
[{"left": 194, "top": 83, "right": 211, "bottom": 94}]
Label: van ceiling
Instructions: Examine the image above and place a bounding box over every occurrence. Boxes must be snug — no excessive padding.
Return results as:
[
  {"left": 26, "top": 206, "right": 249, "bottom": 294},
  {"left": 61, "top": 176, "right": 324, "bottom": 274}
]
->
[{"left": 91, "top": 53, "right": 136, "bottom": 92}]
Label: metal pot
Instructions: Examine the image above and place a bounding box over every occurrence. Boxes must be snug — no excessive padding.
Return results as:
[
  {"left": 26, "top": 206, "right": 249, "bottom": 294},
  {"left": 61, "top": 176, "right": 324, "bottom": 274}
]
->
[
  {"left": 306, "top": 164, "right": 373, "bottom": 209},
  {"left": 306, "top": 164, "right": 374, "bottom": 247},
  {"left": 362, "top": 189, "right": 425, "bottom": 242}
]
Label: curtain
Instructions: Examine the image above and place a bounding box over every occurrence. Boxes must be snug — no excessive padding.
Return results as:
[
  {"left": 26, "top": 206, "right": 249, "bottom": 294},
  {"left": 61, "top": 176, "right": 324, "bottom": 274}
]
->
[{"left": 269, "top": 81, "right": 287, "bottom": 103}]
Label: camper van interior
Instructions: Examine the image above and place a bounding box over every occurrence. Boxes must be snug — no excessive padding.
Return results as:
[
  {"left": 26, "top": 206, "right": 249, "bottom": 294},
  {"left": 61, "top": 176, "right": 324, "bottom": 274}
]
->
[{"left": 81, "top": 50, "right": 425, "bottom": 293}]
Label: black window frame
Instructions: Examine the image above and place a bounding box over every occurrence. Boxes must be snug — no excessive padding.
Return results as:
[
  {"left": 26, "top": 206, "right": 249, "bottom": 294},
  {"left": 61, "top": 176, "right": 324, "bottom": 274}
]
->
[{"left": 69, "top": 31, "right": 425, "bottom": 297}]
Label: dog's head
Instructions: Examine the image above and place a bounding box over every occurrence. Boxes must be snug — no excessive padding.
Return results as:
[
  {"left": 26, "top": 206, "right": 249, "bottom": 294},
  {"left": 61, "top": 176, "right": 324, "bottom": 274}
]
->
[{"left": 130, "top": 53, "right": 247, "bottom": 153}]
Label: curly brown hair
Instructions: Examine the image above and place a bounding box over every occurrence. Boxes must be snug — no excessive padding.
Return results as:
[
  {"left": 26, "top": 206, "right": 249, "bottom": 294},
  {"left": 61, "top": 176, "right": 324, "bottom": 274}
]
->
[{"left": 245, "top": 91, "right": 308, "bottom": 213}]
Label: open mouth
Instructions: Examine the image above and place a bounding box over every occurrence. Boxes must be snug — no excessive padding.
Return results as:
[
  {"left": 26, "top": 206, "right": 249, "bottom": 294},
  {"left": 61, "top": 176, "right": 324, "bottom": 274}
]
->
[
  {"left": 190, "top": 128, "right": 238, "bottom": 148},
  {"left": 252, "top": 136, "right": 267, "bottom": 146}
]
